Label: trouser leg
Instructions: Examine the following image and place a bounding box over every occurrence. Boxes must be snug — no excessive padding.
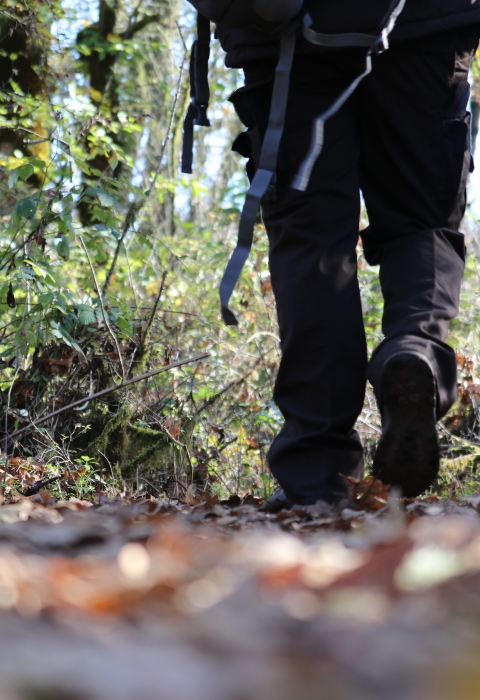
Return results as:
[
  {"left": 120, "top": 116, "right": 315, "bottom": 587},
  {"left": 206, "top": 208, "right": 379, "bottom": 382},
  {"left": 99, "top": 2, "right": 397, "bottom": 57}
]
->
[
  {"left": 359, "top": 26, "right": 479, "bottom": 417},
  {"left": 366, "top": 229, "right": 465, "bottom": 417},
  {"left": 264, "top": 186, "right": 366, "bottom": 505},
  {"left": 232, "top": 53, "right": 368, "bottom": 504}
]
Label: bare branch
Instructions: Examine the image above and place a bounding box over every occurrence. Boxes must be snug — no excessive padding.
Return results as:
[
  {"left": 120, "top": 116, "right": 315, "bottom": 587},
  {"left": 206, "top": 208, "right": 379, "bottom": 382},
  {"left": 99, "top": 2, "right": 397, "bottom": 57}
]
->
[
  {"left": 5, "top": 352, "right": 210, "bottom": 444},
  {"left": 102, "top": 42, "right": 188, "bottom": 295},
  {"left": 122, "top": 13, "right": 160, "bottom": 40},
  {"left": 78, "top": 235, "right": 126, "bottom": 381}
]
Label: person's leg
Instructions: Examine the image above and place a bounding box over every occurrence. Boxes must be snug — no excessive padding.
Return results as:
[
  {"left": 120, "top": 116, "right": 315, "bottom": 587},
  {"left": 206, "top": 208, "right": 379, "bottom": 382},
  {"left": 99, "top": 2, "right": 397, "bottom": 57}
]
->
[
  {"left": 359, "top": 26, "right": 479, "bottom": 493},
  {"left": 231, "top": 52, "right": 367, "bottom": 505},
  {"left": 360, "top": 26, "right": 479, "bottom": 416}
]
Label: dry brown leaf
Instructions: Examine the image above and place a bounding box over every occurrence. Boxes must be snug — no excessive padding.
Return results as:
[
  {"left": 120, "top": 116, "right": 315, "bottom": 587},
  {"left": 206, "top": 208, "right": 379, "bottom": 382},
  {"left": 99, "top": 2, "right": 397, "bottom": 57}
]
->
[
  {"left": 345, "top": 475, "right": 390, "bottom": 511},
  {"left": 261, "top": 278, "right": 272, "bottom": 293},
  {"left": 185, "top": 484, "right": 203, "bottom": 506},
  {"left": 184, "top": 485, "right": 217, "bottom": 508},
  {"left": 318, "top": 535, "right": 413, "bottom": 595},
  {"left": 39, "top": 489, "right": 55, "bottom": 505},
  {"left": 164, "top": 417, "right": 180, "bottom": 441},
  {"left": 41, "top": 347, "right": 75, "bottom": 377}
]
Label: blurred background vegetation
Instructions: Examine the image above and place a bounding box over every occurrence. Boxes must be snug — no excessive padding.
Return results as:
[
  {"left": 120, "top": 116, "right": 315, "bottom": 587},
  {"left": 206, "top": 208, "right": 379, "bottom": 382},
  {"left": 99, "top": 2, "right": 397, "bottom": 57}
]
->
[{"left": 1, "top": 0, "right": 480, "bottom": 502}]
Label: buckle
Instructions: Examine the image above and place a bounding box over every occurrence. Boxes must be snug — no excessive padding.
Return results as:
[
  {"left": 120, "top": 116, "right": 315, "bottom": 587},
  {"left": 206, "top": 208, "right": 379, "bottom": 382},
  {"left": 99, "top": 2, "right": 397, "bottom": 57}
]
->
[
  {"left": 373, "top": 29, "right": 389, "bottom": 54},
  {"left": 193, "top": 101, "right": 211, "bottom": 127}
]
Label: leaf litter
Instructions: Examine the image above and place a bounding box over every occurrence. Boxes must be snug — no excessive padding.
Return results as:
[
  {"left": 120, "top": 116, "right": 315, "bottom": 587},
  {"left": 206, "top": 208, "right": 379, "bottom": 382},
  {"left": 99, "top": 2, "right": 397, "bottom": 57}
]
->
[{"left": 0, "top": 476, "right": 480, "bottom": 699}]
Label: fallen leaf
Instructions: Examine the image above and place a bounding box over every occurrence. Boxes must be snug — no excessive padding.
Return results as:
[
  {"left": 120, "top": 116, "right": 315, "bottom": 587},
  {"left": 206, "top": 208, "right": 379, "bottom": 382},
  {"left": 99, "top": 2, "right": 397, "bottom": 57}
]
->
[
  {"left": 345, "top": 475, "right": 390, "bottom": 511},
  {"left": 164, "top": 417, "right": 180, "bottom": 441}
]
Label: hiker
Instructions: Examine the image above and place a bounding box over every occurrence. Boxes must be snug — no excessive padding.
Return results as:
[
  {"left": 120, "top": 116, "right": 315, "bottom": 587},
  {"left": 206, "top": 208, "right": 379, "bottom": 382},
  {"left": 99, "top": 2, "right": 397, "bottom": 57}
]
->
[{"left": 185, "top": 1, "right": 480, "bottom": 509}]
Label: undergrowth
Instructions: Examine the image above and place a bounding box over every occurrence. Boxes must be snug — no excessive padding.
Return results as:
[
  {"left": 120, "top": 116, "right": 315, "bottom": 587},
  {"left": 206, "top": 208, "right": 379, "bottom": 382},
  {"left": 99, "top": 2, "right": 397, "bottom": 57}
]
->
[{"left": 1, "top": 2, "right": 480, "bottom": 504}]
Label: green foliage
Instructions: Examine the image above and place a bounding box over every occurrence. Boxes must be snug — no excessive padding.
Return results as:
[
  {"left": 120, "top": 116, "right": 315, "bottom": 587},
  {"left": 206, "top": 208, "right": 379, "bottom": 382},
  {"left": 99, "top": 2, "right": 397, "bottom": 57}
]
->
[
  {"left": 1, "top": 3, "right": 480, "bottom": 502},
  {"left": 0, "top": 0, "right": 280, "bottom": 500}
]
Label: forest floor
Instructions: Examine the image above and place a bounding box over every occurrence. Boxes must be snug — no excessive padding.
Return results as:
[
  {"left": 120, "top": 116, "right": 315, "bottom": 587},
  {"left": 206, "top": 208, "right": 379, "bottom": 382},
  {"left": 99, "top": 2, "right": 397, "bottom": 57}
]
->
[{"left": 0, "top": 476, "right": 479, "bottom": 700}]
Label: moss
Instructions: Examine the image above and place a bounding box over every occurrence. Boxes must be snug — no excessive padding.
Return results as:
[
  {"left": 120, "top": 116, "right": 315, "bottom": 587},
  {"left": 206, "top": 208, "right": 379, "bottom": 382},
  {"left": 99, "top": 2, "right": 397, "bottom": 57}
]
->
[
  {"left": 86, "top": 406, "right": 196, "bottom": 485},
  {"left": 89, "top": 403, "right": 133, "bottom": 466},
  {"left": 122, "top": 443, "right": 162, "bottom": 473}
]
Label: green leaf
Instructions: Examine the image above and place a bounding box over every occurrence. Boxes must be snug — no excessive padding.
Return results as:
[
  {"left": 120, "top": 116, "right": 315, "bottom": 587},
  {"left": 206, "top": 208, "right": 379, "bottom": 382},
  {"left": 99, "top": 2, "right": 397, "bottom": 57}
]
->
[
  {"left": 38, "top": 292, "right": 55, "bottom": 308},
  {"left": 18, "top": 163, "right": 34, "bottom": 180},
  {"left": 70, "top": 156, "right": 91, "bottom": 175},
  {"left": 18, "top": 265, "right": 37, "bottom": 281},
  {"left": 63, "top": 216, "right": 75, "bottom": 235},
  {"left": 30, "top": 159, "right": 46, "bottom": 170},
  {"left": 8, "top": 169, "right": 20, "bottom": 189},
  {"left": 94, "top": 243, "right": 108, "bottom": 264},
  {"left": 27, "top": 262, "right": 46, "bottom": 278},
  {"left": 84, "top": 186, "right": 122, "bottom": 211},
  {"left": 49, "top": 321, "right": 85, "bottom": 357},
  {"left": 16, "top": 198, "right": 37, "bottom": 219},
  {"left": 27, "top": 261, "right": 56, "bottom": 286},
  {"left": 108, "top": 152, "right": 119, "bottom": 170},
  {"left": 8, "top": 163, "right": 35, "bottom": 188},
  {"left": 56, "top": 237, "right": 70, "bottom": 260},
  {"left": 117, "top": 316, "right": 133, "bottom": 335},
  {"left": 76, "top": 304, "right": 96, "bottom": 325}
]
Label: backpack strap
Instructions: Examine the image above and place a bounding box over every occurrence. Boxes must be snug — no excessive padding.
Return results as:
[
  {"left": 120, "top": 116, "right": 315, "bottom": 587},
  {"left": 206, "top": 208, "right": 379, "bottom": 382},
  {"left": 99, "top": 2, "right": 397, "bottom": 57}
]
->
[
  {"left": 187, "top": 0, "right": 408, "bottom": 325},
  {"left": 182, "top": 13, "right": 211, "bottom": 174},
  {"left": 292, "top": 0, "right": 407, "bottom": 192},
  {"left": 380, "top": 0, "right": 409, "bottom": 38},
  {"left": 302, "top": 14, "right": 377, "bottom": 49},
  {"left": 292, "top": 54, "right": 373, "bottom": 190},
  {"left": 219, "top": 27, "right": 297, "bottom": 325}
]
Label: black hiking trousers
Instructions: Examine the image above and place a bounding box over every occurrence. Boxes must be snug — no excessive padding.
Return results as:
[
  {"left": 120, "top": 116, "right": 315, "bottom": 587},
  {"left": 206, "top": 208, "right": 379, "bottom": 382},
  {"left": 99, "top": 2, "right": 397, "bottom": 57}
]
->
[{"left": 230, "top": 26, "right": 480, "bottom": 505}]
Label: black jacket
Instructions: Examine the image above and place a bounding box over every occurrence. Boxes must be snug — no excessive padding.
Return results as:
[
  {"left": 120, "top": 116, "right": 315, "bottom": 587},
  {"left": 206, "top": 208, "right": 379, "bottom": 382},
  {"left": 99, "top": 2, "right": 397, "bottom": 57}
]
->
[{"left": 217, "top": 0, "right": 480, "bottom": 67}]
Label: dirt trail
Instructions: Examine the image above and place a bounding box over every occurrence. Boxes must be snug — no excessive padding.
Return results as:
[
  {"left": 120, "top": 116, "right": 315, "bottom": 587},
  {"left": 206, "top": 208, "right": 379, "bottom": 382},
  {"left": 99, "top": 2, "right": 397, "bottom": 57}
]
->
[{"left": 0, "top": 483, "right": 479, "bottom": 700}]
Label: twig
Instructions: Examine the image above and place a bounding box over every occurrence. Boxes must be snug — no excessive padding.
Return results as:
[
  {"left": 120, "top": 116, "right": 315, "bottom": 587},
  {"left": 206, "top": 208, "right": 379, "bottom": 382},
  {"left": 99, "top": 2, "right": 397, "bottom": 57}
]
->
[
  {"left": 3, "top": 371, "right": 18, "bottom": 488},
  {"left": 356, "top": 418, "right": 382, "bottom": 435},
  {"left": 102, "top": 201, "right": 141, "bottom": 297},
  {"left": 146, "top": 270, "right": 167, "bottom": 335},
  {"left": 218, "top": 436, "right": 238, "bottom": 454},
  {"left": 139, "top": 270, "right": 167, "bottom": 357},
  {"left": 175, "top": 20, "right": 188, "bottom": 52},
  {"left": 193, "top": 359, "right": 263, "bottom": 417},
  {"left": 22, "top": 475, "right": 61, "bottom": 497},
  {"left": 98, "top": 449, "right": 115, "bottom": 481},
  {"left": 0, "top": 229, "right": 38, "bottom": 272},
  {"left": 137, "top": 475, "right": 162, "bottom": 493},
  {"left": 78, "top": 235, "right": 125, "bottom": 381},
  {"left": 161, "top": 423, "right": 194, "bottom": 479},
  {"left": 438, "top": 423, "right": 480, "bottom": 452},
  {"left": 3, "top": 295, "right": 29, "bottom": 486},
  {"left": 0, "top": 9, "right": 28, "bottom": 22},
  {"left": 169, "top": 477, "right": 188, "bottom": 493},
  {"left": 102, "top": 42, "right": 188, "bottom": 295},
  {"left": 74, "top": 369, "right": 94, "bottom": 412},
  {"left": 14, "top": 125, "right": 71, "bottom": 151},
  {"left": 123, "top": 14, "right": 160, "bottom": 40},
  {"left": 5, "top": 353, "right": 209, "bottom": 444}
]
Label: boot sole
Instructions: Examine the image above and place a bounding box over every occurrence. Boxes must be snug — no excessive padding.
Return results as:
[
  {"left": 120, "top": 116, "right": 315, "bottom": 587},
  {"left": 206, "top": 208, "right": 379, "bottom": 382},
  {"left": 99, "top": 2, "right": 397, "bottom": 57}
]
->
[
  {"left": 260, "top": 489, "right": 293, "bottom": 513},
  {"left": 372, "top": 354, "right": 440, "bottom": 498}
]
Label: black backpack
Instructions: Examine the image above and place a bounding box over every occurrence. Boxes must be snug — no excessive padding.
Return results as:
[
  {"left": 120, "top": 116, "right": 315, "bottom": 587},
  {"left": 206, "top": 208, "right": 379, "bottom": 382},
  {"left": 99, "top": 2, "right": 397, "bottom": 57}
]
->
[
  {"left": 182, "top": 0, "right": 407, "bottom": 325},
  {"left": 185, "top": 0, "right": 304, "bottom": 27}
]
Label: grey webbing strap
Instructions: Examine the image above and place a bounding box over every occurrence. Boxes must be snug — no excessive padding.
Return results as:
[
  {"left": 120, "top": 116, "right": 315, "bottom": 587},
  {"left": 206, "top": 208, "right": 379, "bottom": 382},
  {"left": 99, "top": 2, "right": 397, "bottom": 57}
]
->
[
  {"left": 182, "top": 102, "right": 196, "bottom": 174},
  {"left": 220, "top": 29, "right": 296, "bottom": 325},
  {"left": 292, "top": 0, "right": 408, "bottom": 192},
  {"left": 292, "top": 55, "right": 372, "bottom": 191},
  {"left": 302, "top": 15, "right": 376, "bottom": 49},
  {"left": 182, "top": 13, "right": 211, "bottom": 174},
  {"left": 381, "top": 0, "right": 408, "bottom": 35}
]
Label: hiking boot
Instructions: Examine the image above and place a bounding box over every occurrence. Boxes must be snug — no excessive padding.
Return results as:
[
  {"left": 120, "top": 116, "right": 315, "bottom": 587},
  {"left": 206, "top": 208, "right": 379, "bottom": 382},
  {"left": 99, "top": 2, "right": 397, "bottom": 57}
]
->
[
  {"left": 372, "top": 352, "right": 440, "bottom": 498},
  {"left": 260, "top": 489, "right": 294, "bottom": 513}
]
